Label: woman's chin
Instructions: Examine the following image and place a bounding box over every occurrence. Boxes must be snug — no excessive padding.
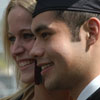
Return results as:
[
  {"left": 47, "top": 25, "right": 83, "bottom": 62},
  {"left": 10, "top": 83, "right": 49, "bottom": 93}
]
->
[{"left": 20, "top": 74, "right": 34, "bottom": 84}]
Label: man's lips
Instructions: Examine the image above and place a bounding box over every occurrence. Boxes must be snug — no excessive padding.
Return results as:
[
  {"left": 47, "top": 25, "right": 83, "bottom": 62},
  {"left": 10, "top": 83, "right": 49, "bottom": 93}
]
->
[
  {"left": 37, "top": 62, "right": 54, "bottom": 75},
  {"left": 37, "top": 62, "right": 54, "bottom": 69},
  {"left": 41, "top": 62, "right": 54, "bottom": 70}
]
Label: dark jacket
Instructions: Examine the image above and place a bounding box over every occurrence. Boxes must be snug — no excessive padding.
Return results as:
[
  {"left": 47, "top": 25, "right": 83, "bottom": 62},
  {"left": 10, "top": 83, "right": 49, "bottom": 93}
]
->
[{"left": 87, "top": 88, "right": 100, "bottom": 100}]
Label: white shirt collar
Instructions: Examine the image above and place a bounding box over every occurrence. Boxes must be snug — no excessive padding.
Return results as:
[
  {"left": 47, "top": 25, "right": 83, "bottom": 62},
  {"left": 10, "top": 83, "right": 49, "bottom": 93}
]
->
[{"left": 77, "top": 75, "right": 100, "bottom": 100}]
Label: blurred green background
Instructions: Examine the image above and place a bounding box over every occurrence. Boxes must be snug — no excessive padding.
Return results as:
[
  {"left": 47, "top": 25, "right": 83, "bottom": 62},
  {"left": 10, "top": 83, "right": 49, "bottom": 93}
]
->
[
  {"left": 0, "top": 0, "right": 10, "bottom": 71},
  {"left": 0, "top": 53, "right": 7, "bottom": 69}
]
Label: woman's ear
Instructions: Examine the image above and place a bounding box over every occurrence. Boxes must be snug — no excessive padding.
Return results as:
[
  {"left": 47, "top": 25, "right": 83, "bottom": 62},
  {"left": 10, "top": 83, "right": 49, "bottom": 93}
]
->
[{"left": 86, "top": 17, "right": 100, "bottom": 47}]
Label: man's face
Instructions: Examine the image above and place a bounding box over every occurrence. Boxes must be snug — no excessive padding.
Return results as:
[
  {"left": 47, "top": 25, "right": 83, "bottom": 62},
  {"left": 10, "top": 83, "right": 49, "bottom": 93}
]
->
[{"left": 31, "top": 11, "right": 89, "bottom": 90}]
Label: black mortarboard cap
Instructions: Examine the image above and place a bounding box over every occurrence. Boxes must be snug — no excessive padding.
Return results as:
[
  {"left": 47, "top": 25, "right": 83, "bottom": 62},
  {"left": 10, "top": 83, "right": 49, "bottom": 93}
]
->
[{"left": 32, "top": 0, "right": 100, "bottom": 18}]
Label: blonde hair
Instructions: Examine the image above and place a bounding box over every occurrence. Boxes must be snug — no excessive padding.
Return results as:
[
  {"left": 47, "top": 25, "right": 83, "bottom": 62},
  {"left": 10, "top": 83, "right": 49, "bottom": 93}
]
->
[
  {"left": 2, "top": 0, "right": 36, "bottom": 99},
  {"left": 0, "top": 83, "right": 34, "bottom": 100}
]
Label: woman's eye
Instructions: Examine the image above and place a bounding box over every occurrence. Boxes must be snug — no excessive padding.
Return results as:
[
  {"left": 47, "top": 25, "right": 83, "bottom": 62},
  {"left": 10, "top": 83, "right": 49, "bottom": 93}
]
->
[
  {"left": 8, "top": 36, "right": 16, "bottom": 43},
  {"left": 23, "top": 33, "right": 34, "bottom": 39}
]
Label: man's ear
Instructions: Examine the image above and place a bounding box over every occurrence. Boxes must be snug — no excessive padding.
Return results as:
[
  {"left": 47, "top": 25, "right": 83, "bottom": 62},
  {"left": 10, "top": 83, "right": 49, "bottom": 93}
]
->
[{"left": 86, "top": 17, "right": 100, "bottom": 47}]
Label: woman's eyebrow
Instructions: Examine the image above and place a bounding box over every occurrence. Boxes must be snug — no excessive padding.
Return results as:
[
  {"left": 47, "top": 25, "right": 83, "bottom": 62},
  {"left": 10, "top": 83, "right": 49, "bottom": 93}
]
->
[{"left": 8, "top": 31, "right": 13, "bottom": 36}]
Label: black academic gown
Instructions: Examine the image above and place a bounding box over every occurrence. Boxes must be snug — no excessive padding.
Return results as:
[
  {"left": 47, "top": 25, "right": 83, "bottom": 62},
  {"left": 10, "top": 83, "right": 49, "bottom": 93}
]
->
[{"left": 87, "top": 88, "right": 100, "bottom": 100}]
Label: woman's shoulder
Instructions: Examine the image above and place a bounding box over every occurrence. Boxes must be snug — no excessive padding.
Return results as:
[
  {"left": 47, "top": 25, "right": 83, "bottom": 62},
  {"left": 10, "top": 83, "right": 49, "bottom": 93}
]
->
[{"left": 0, "top": 84, "right": 34, "bottom": 100}]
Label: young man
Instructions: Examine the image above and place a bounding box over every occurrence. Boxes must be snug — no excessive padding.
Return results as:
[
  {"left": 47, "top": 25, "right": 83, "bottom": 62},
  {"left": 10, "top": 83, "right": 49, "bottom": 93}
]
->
[{"left": 30, "top": 0, "right": 100, "bottom": 100}]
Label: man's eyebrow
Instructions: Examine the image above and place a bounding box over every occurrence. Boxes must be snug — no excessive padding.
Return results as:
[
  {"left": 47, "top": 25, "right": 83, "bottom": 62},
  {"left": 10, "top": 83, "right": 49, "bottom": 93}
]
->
[{"left": 34, "top": 25, "right": 55, "bottom": 35}]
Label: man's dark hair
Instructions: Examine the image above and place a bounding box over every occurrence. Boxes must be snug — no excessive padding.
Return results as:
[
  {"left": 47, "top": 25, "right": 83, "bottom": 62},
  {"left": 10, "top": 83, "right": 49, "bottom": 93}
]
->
[{"left": 54, "top": 11, "right": 100, "bottom": 41}]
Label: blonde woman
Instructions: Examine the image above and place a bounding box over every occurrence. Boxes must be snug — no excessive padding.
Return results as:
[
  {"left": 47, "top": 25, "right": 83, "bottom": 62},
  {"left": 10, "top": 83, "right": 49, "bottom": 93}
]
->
[{"left": 1, "top": 0, "right": 73, "bottom": 100}]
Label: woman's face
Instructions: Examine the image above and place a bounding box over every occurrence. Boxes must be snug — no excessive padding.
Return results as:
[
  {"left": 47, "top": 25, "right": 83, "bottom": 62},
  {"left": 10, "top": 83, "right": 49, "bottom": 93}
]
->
[{"left": 7, "top": 6, "right": 35, "bottom": 83}]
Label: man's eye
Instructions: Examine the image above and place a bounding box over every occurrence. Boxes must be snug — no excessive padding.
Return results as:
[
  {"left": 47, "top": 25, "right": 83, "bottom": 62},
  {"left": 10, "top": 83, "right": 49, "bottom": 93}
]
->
[
  {"left": 8, "top": 36, "right": 16, "bottom": 43},
  {"left": 41, "top": 32, "right": 51, "bottom": 39},
  {"left": 23, "top": 33, "right": 34, "bottom": 39}
]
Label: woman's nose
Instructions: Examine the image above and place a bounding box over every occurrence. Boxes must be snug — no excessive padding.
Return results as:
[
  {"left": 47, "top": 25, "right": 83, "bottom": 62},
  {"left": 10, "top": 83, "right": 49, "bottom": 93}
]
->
[{"left": 10, "top": 40, "right": 25, "bottom": 56}]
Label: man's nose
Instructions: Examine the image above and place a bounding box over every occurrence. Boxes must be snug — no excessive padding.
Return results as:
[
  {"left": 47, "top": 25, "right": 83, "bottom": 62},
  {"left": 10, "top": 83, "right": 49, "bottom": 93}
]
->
[
  {"left": 11, "top": 40, "right": 24, "bottom": 56},
  {"left": 29, "top": 40, "right": 44, "bottom": 59}
]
